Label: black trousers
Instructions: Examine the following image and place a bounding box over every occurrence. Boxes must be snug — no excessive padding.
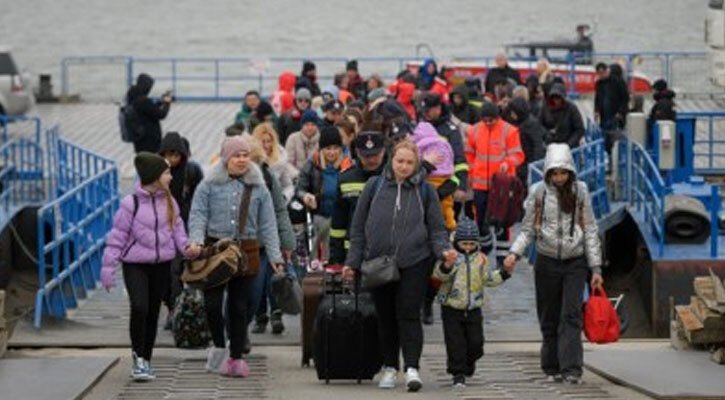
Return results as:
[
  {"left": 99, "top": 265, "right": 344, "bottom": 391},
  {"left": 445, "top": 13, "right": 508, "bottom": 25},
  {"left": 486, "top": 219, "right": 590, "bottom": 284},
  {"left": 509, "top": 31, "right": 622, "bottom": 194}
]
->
[
  {"left": 204, "top": 274, "right": 252, "bottom": 359},
  {"left": 534, "top": 255, "right": 589, "bottom": 378},
  {"left": 372, "top": 257, "right": 432, "bottom": 371},
  {"left": 441, "top": 306, "right": 484, "bottom": 377},
  {"left": 164, "top": 255, "right": 184, "bottom": 310},
  {"left": 123, "top": 262, "right": 171, "bottom": 360}
]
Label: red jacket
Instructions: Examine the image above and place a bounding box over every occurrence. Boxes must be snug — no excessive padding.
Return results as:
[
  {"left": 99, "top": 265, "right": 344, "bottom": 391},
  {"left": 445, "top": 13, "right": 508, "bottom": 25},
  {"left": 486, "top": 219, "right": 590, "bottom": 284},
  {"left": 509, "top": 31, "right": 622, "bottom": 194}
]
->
[{"left": 465, "top": 119, "right": 524, "bottom": 191}]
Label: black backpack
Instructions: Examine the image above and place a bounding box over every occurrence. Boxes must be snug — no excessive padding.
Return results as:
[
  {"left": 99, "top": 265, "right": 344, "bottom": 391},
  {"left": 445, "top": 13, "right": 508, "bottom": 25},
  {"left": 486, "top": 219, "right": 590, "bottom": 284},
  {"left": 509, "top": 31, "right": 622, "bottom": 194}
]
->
[{"left": 119, "top": 102, "right": 144, "bottom": 143}]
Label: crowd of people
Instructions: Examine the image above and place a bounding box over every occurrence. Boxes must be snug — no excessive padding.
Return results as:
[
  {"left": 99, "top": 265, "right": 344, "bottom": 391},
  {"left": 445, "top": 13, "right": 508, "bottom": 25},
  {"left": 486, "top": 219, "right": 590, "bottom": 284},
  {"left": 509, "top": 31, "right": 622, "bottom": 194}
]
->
[{"left": 101, "top": 55, "right": 671, "bottom": 390}]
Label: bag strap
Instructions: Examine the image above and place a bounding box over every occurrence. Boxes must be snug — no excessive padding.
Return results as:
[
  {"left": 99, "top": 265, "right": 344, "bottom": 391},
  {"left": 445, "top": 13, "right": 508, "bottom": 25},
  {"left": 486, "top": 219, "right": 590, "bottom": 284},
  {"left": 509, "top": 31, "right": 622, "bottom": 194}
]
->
[
  {"left": 126, "top": 194, "right": 139, "bottom": 237},
  {"left": 237, "top": 184, "right": 254, "bottom": 239}
]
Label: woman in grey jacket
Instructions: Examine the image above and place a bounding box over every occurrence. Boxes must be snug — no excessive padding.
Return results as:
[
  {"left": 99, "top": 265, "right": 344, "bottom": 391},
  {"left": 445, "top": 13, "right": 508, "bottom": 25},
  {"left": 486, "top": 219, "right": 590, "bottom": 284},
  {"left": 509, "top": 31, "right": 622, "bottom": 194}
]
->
[
  {"left": 343, "top": 140, "right": 456, "bottom": 392},
  {"left": 187, "top": 136, "right": 284, "bottom": 378},
  {"left": 504, "top": 143, "right": 604, "bottom": 385}
]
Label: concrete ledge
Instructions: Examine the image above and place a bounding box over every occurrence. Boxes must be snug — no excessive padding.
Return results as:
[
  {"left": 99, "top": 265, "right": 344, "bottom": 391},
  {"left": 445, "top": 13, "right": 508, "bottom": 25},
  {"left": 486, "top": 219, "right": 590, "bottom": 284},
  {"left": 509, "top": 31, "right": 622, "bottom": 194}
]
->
[{"left": 0, "top": 356, "right": 118, "bottom": 400}]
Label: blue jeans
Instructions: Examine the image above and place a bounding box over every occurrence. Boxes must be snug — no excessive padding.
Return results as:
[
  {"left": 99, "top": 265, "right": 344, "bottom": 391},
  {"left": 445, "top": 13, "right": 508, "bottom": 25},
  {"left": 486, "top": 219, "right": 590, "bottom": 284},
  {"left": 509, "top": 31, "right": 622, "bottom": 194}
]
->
[{"left": 246, "top": 250, "right": 275, "bottom": 324}]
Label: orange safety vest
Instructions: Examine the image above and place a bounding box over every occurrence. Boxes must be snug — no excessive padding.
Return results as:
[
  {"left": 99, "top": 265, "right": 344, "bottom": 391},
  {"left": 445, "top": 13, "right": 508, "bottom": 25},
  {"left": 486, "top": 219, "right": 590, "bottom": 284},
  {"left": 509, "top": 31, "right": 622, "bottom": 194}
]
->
[{"left": 465, "top": 119, "right": 524, "bottom": 191}]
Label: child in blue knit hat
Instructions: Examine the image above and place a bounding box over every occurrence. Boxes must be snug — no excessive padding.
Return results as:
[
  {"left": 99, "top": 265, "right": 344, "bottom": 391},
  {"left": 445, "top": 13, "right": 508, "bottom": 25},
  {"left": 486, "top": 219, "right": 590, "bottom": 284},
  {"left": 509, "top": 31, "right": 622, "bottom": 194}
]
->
[{"left": 433, "top": 217, "right": 514, "bottom": 388}]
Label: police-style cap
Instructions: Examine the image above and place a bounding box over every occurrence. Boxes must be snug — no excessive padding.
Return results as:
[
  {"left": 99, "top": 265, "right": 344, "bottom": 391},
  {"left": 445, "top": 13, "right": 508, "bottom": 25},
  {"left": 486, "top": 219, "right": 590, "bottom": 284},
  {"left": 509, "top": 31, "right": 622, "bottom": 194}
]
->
[{"left": 354, "top": 131, "right": 385, "bottom": 156}]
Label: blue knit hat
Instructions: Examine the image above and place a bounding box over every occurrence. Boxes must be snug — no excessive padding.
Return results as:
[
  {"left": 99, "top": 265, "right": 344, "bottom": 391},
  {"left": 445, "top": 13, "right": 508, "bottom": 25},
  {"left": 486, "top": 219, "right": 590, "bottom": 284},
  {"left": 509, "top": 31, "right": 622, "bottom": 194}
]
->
[
  {"left": 300, "top": 109, "right": 319, "bottom": 126},
  {"left": 454, "top": 217, "right": 480, "bottom": 243}
]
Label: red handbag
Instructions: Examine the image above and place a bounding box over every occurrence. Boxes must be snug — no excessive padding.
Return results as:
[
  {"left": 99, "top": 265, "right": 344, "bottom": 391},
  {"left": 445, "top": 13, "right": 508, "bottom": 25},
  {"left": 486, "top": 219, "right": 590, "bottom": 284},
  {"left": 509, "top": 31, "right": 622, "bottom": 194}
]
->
[{"left": 584, "top": 287, "right": 620, "bottom": 344}]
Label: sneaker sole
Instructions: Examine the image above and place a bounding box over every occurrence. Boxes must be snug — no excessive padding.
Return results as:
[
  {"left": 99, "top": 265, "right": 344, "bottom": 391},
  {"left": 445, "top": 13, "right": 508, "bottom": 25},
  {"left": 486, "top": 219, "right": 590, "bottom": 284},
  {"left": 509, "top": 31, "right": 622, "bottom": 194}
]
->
[
  {"left": 407, "top": 380, "right": 422, "bottom": 392},
  {"left": 378, "top": 382, "right": 396, "bottom": 389},
  {"left": 131, "top": 373, "right": 150, "bottom": 382}
]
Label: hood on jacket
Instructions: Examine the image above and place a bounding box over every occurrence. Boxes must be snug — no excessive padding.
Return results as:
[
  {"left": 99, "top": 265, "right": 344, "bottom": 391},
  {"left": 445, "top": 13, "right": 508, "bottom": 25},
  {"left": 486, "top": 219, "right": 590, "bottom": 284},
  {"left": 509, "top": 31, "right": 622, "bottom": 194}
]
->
[
  {"left": 126, "top": 73, "right": 154, "bottom": 102},
  {"left": 543, "top": 143, "right": 577, "bottom": 177},
  {"left": 159, "top": 132, "right": 189, "bottom": 164},
  {"left": 451, "top": 84, "right": 469, "bottom": 108},
  {"left": 207, "top": 161, "right": 266, "bottom": 186},
  {"left": 506, "top": 97, "right": 530, "bottom": 126},
  {"left": 411, "top": 122, "right": 438, "bottom": 143},
  {"left": 419, "top": 58, "right": 438, "bottom": 87},
  {"left": 322, "top": 85, "right": 340, "bottom": 101},
  {"left": 278, "top": 72, "right": 296, "bottom": 92}
]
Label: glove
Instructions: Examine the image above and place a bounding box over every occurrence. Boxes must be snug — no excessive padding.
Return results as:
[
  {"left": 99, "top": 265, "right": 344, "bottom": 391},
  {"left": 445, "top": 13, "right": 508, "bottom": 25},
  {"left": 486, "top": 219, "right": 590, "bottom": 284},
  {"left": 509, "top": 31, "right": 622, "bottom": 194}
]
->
[{"left": 100, "top": 266, "right": 116, "bottom": 290}]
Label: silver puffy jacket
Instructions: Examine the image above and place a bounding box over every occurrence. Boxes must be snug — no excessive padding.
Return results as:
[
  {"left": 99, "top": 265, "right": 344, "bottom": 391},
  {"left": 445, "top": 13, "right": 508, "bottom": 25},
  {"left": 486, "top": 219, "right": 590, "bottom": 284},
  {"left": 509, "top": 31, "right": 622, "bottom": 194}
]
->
[{"left": 509, "top": 144, "right": 602, "bottom": 274}]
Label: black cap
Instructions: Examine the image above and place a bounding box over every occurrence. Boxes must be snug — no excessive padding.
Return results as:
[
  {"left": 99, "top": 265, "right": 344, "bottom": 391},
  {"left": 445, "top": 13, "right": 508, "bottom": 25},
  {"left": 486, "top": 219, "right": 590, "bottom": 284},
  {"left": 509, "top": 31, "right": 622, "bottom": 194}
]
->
[
  {"left": 134, "top": 152, "right": 169, "bottom": 185},
  {"left": 389, "top": 121, "right": 414, "bottom": 141},
  {"left": 354, "top": 131, "right": 385, "bottom": 156},
  {"left": 420, "top": 92, "right": 442, "bottom": 111},
  {"left": 346, "top": 60, "right": 358, "bottom": 72},
  {"left": 319, "top": 126, "right": 343, "bottom": 149},
  {"left": 480, "top": 102, "right": 500, "bottom": 119},
  {"left": 548, "top": 83, "right": 567, "bottom": 98},
  {"left": 322, "top": 99, "right": 345, "bottom": 113}
]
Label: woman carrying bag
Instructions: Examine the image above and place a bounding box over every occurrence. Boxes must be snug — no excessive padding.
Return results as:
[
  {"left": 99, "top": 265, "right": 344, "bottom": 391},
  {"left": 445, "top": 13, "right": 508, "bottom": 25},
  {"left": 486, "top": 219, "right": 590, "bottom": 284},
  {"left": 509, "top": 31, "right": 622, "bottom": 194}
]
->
[
  {"left": 342, "top": 140, "right": 456, "bottom": 392},
  {"left": 187, "top": 136, "right": 284, "bottom": 378},
  {"left": 504, "top": 143, "right": 604, "bottom": 385}
]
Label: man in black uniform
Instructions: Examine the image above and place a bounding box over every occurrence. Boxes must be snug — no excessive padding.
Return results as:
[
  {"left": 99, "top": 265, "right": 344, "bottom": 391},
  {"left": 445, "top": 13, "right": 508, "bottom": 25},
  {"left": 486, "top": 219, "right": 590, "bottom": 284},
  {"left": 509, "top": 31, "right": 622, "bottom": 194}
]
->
[{"left": 328, "top": 132, "right": 386, "bottom": 265}]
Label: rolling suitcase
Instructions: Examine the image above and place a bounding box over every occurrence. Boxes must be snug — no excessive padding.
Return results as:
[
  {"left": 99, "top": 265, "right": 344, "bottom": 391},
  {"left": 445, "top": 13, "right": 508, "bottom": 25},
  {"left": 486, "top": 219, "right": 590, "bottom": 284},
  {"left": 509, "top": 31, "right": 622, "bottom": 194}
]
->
[{"left": 312, "top": 274, "right": 382, "bottom": 383}]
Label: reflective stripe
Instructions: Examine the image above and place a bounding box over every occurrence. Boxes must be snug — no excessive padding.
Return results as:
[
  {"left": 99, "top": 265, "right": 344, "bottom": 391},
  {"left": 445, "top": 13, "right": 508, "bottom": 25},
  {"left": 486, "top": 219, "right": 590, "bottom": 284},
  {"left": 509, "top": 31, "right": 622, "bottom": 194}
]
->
[
  {"left": 506, "top": 146, "right": 523, "bottom": 154},
  {"left": 475, "top": 153, "right": 506, "bottom": 162},
  {"left": 340, "top": 182, "right": 365, "bottom": 193},
  {"left": 454, "top": 163, "right": 469, "bottom": 172},
  {"left": 451, "top": 175, "right": 460, "bottom": 185},
  {"left": 330, "top": 229, "right": 347, "bottom": 238},
  {"left": 344, "top": 240, "right": 350, "bottom": 249}
]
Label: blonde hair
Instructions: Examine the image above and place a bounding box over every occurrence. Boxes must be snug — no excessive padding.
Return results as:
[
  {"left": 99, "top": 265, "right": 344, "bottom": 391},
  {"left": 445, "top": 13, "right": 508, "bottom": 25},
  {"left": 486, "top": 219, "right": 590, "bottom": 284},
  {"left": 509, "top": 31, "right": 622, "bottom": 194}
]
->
[
  {"left": 247, "top": 136, "right": 268, "bottom": 164},
  {"left": 392, "top": 139, "right": 420, "bottom": 168},
  {"left": 251, "top": 122, "right": 280, "bottom": 164}
]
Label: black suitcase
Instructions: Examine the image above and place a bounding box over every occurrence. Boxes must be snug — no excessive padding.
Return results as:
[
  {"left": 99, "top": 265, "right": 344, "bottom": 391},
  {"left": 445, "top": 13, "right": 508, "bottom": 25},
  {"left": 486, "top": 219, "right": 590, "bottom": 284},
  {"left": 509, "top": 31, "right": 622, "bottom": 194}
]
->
[{"left": 312, "top": 275, "right": 382, "bottom": 383}]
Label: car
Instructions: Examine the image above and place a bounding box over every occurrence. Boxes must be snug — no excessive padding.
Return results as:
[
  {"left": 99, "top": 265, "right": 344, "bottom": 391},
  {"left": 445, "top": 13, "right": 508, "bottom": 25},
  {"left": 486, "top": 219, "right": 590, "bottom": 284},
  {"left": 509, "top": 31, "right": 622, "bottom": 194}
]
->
[{"left": 0, "top": 48, "right": 34, "bottom": 117}]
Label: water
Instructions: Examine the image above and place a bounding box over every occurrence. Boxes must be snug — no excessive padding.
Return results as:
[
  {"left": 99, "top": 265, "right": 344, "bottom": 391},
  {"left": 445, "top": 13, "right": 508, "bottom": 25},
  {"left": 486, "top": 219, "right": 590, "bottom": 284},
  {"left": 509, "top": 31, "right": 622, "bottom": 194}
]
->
[{"left": 0, "top": 0, "right": 710, "bottom": 98}]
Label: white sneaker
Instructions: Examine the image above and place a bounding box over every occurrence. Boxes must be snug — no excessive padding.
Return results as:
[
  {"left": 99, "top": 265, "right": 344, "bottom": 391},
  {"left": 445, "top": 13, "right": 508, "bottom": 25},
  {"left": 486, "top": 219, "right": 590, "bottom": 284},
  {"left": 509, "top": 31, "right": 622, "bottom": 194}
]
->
[
  {"left": 405, "top": 367, "right": 422, "bottom": 392},
  {"left": 378, "top": 367, "right": 397, "bottom": 389},
  {"left": 205, "top": 347, "right": 227, "bottom": 372}
]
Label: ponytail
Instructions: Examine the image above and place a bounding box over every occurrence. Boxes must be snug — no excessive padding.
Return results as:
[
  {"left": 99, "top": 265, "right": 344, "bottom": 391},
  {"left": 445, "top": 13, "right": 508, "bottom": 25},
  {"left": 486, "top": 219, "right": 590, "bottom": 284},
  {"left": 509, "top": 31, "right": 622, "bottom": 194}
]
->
[{"left": 164, "top": 188, "right": 176, "bottom": 229}]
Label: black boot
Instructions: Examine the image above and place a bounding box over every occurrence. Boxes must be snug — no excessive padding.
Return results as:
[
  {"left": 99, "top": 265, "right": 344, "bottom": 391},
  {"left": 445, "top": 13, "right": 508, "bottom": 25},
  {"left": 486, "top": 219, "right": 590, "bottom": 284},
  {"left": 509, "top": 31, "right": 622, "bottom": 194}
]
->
[
  {"left": 422, "top": 302, "right": 434, "bottom": 325},
  {"left": 251, "top": 314, "right": 269, "bottom": 334},
  {"left": 270, "top": 309, "right": 285, "bottom": 334}
]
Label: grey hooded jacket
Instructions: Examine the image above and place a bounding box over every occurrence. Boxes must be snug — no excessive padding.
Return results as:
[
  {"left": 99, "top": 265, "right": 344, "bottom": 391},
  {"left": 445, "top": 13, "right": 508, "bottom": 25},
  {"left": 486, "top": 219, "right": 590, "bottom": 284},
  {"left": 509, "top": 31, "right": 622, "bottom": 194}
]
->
[
  {"left": 345, "top": 166, "right": 450, "bottom": 270},
  {"left": 188, "top": 162, "right": 283, "bottom": 263},
  {"left": 509, "top": 143, "right": 602, "bottom": 274}
]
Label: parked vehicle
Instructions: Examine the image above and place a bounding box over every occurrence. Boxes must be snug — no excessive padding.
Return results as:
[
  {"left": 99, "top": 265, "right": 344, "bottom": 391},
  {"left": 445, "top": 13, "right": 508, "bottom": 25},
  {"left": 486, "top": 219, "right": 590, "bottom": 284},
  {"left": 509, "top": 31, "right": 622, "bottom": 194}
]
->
[{"left": 0, "top": 48, "right": 34, "bottom": 117}]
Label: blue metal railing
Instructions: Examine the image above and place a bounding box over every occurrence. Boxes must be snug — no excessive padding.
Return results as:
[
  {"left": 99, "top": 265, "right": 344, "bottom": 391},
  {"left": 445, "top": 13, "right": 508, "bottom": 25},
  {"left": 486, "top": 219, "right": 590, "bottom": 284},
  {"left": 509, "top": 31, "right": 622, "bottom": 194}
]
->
[
  {"left": 677, "top": 111, "right": 725, "bottom": 175},
  {"left": 616, "top": 137, "right": 668, "bottom": 257},
  {"left": 0, "top": 134, "right": 45, "bottom": 227},
  {"left": 33, "top": 128, "right": 118, "bottom": 328},
  {"left": 528, "top": 137, "right": 610, "bottom": 220},
  {"left": 58, "top": 51, "right": 715, "bottom": 101}
]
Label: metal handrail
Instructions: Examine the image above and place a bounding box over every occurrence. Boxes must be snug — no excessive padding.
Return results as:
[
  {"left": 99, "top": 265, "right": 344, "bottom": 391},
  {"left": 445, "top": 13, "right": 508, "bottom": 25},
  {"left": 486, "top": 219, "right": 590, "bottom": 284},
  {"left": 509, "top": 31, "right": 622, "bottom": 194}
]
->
[
  {"left": 59, "top": 50, "right": 715, "bottom": 101},
  {"left": 33, "top": 130, "right": 118, "bottom": 328}
]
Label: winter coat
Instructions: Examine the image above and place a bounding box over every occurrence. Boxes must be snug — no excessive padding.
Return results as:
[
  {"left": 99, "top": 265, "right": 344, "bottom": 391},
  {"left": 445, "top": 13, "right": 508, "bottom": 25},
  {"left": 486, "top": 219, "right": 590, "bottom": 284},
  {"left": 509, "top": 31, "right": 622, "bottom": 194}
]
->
[
  {"left": 267, "top": 145, "right": 298, "bottom": 202},
  {"left": 450, "top": 84, "right": 481, "bottom": 125},
  {"left": 484, "top": 65, "right": 522, "bottom": 94},
  {"left": 417, "top": 58, "right": 438, "bottom": 90},
  {"left": 102, "top": 186, "right": 189, "bottom": 270},
  {"left": 539, "top": 100, "right": 585, "bottom": 148},
  {"left": 594, "top": 75, "right": 629, "bottom": 130},
  {"left": 125, "top": 74, "right": 170, "bottom": 154},
  {"left": 345, "top": 167, "right": 450, "bottom": 270},
  {"left": 505, "top": 98, "right": 546, "bottom": 184},
  {"left": 433, "top": 252, "right": 507, "bottom": 310},
  {"left": 412, "top": 122, "right": 454, "bottom": 177},
  {"left": 276, "top": 107, "right": 306, "bottom": 146},
  {"left": 187, "top": 162, "right": 283, "bottom": 263},
  {"left": 465, "top": 119, "right": 524, "bottom": 191},
  {"left": 295, "top": 152, "right": 354, "bottom": 217},
  {"left": 158, "top": 133, "right": 204, "bottom": 223},
  {"left": 271, "top": 72, "right": 297, "bottom": 116},
  {"left": 509, "top": 144, "right": 602, "bottom": 274},
  {"left": 260, "top": 163, "right": 296, "bottom": 252},
  {"left": 285, "top": 130, "right": 320, "bottom": 170},
  {"left": 396, "top": 82, "right": 417, "bottom": 122}
]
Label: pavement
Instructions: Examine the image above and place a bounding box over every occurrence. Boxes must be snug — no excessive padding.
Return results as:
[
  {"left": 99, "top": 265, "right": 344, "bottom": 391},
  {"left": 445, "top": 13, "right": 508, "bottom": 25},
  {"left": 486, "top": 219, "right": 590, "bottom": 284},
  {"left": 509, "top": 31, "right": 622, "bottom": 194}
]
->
[{"left": 5, "top": 343, "right": 658, "bottom": 400}]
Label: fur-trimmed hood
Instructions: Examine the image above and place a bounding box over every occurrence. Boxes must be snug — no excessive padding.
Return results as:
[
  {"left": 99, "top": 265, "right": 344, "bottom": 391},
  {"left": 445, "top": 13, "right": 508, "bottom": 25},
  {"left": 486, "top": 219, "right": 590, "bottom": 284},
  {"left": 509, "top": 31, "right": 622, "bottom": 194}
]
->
[{"left": 206, "top": 161, "right": 266, "bottom": 186}]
